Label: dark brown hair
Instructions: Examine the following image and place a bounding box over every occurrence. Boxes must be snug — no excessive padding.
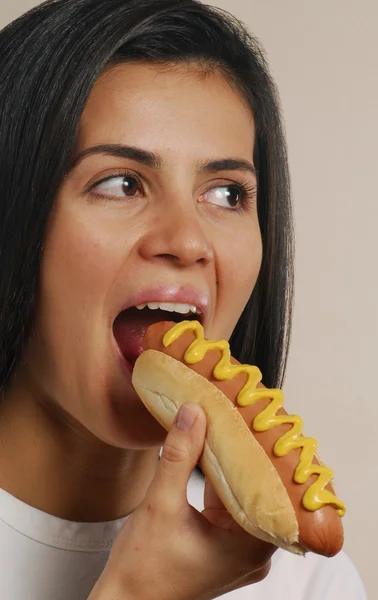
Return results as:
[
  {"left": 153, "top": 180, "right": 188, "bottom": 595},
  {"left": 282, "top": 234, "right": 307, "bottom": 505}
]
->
[{"left": 0, "top": 0, "right": 294, "bottom": 392}]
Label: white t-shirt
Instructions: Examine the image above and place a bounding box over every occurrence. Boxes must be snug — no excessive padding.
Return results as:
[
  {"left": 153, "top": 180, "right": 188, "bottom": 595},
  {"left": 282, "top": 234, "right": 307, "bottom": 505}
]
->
[{"left": 0, "top": 468, "right": 366, "bottom": 600}]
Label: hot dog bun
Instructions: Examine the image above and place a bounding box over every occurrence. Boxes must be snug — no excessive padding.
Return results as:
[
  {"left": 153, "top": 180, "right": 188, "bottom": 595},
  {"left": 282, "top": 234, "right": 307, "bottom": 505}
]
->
[{"left": 132, "top": 320, "right": 345, "bottom": 557}]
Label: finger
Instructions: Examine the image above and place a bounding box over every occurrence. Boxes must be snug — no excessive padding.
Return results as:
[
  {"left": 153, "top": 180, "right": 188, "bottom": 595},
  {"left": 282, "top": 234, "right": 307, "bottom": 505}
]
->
[
  {"left": 203, "top": 479, "right": 239, "bottom": 530},
  {"left": 201, "top": 506, "right": 238, "bottom": 530},
  {"left": 146, "top": 403, "right": 207, "bottom": 511},
  {"left": 204, "top": 477, "right": 227, "bottom": 511}
]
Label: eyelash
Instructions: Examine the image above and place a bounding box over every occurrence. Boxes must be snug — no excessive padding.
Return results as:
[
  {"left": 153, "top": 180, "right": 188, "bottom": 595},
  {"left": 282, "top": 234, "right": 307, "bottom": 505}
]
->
[
  {"left": 87, "top": 170, "right": 257, "bottom": 214},
  {"left": 227, "top": 179, "right": 257, "bottom": 214}
]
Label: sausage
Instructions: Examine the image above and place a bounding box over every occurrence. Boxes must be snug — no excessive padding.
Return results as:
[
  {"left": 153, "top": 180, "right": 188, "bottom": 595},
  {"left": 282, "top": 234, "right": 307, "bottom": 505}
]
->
[{"left": 142, "top": 320, "right": 345, "bottom": 557}]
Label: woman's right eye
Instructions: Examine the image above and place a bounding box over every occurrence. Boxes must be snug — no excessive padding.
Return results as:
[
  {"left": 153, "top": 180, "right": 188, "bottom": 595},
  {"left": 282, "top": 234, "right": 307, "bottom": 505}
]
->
[{"left": 90, "top": 174, "right": 142, "bottom": 199}]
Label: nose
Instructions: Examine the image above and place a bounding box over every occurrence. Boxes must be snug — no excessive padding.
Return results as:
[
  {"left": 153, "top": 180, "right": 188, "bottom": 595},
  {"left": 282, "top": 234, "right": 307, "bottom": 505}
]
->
[{"left": 138, "top": 203, "right": 214, "bottom": 268}]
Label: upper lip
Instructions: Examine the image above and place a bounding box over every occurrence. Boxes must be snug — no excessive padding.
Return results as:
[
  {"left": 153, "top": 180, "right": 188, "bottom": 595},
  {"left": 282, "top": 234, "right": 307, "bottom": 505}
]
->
[{"left": 118, "top": 286, "right": 209, "bottom": 325}]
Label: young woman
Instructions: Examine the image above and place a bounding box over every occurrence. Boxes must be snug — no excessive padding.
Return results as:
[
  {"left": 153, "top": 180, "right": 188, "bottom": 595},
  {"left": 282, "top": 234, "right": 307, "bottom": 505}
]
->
[{"left": 0, "top": 1, "right": 366, "bottom": 598}]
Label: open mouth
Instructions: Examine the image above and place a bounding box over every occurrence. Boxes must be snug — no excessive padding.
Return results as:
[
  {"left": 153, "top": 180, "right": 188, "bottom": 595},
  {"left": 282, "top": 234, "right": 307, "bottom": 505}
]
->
[{"left": 113, "top": 305, "right": 202, "bottom": 367}]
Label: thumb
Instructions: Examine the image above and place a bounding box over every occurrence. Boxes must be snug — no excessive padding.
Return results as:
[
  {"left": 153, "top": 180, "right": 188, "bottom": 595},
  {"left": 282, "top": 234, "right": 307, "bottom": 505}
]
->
[{"left": 147, "top": 403, "right": 207, "bottom": 510}]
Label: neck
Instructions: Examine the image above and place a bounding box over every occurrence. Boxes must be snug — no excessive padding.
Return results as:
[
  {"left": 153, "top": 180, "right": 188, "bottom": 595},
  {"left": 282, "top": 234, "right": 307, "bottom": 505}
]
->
[{"left": 0, "top": 386, "right": 160, "bottom": 522}]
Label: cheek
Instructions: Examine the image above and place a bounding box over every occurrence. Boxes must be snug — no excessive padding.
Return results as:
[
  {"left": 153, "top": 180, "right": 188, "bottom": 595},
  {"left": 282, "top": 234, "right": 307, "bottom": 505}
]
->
[
  {"left": 216, "top": 224, "right": 262, "bottom": 338},
  {"left": 28, "top": 208, "right": 128, "bottom": 406},
  {"left": 31, "top": 207, "right": 129, "bottom": 391},
  {"left": 41, "top": 211, "right": 123, "bottom": 319}
]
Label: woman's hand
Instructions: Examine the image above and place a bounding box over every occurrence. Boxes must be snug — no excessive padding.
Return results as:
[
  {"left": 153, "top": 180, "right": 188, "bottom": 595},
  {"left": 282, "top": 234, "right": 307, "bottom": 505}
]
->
[{"left": 89, "top": 403, "right": 276, "bottom": 600}]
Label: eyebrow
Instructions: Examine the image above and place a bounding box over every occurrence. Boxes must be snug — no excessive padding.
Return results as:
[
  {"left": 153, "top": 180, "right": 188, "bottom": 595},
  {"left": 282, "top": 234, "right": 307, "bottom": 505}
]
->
[{"left": 69, "top": 144, "right": 257, "bottom": 178}]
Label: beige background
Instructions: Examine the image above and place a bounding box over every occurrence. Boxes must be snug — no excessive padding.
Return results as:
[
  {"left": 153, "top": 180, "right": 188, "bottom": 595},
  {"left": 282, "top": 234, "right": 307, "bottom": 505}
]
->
[{"left": 1, "top": 1, "right": 376, "bottom": 597}]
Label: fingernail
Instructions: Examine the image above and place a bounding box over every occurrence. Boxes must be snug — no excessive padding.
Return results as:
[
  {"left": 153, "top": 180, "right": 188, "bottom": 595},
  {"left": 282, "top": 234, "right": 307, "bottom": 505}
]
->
[{"left": 174, "top": 404, "right": 197, "bottom": 431}]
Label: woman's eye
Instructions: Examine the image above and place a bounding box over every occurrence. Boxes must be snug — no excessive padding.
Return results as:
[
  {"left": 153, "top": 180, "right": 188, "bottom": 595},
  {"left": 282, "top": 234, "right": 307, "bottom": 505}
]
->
[
  {"left": 91, "top": 175, "right": 141, "bottom": 198},
  {"left": 202, "top": 184, "right": 245, "bottom": 210}
]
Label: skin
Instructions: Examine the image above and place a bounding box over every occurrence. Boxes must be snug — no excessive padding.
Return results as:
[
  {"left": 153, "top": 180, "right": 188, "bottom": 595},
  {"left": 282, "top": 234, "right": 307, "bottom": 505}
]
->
[{"left": 0, "top": 62, "right": 262, "bottom": 524}]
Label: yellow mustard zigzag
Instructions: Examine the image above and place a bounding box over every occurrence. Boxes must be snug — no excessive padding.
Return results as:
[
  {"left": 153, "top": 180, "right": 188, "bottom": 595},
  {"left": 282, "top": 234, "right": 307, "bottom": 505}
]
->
[{"left": 163, "top": 320, "right": 346, "bottom": 516}]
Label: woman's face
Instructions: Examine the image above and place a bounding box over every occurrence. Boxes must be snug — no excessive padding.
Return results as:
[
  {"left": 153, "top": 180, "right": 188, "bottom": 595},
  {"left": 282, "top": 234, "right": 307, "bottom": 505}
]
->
[{"left": 22, "top": 62, "right": 262, "bottom": 449}]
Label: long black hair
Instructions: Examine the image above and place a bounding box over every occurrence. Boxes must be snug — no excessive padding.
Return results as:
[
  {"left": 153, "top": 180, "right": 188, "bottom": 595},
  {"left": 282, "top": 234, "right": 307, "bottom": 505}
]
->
[{"left": 0, "top": 0, "right": 294, "bottom": 392}]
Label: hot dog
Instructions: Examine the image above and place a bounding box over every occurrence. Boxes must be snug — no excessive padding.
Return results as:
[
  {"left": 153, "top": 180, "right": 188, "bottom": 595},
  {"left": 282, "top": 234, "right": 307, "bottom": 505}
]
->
[{"left": 132, "top": 320, "right": 346, "bottom": 557}]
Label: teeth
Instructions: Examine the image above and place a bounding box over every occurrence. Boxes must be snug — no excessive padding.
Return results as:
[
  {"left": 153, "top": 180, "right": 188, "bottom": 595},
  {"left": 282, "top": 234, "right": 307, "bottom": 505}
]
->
[{"left": 135, "top": 302, "right": 202, "bottom": 315}]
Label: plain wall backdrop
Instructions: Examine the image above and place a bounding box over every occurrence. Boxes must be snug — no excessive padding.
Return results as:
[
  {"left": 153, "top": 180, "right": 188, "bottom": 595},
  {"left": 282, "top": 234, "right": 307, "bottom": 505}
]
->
[{"left": 1, "top": 1, "right": 376, "bottom": 598}]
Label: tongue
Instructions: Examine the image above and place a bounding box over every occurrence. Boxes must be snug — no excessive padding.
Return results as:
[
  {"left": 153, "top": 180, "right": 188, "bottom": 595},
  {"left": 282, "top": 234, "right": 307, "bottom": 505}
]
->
[{"left": 113, "top": 308, "right": 175, "bottom": 365}]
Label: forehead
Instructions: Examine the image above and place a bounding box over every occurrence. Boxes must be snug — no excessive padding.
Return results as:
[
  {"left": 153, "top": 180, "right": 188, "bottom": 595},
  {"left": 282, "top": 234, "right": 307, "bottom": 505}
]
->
[{"left": 78, "top": 62, "right": 255, "bottom": 161}]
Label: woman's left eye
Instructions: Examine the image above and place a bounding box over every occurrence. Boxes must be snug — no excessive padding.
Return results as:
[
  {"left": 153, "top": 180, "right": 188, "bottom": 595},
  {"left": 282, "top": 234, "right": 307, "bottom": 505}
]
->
[
  {"left": 90, "top": 175, "right": 142, "bottom": 199},
  {"left": 201, "top": 184, "right": 248, "bottom": 211}
]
